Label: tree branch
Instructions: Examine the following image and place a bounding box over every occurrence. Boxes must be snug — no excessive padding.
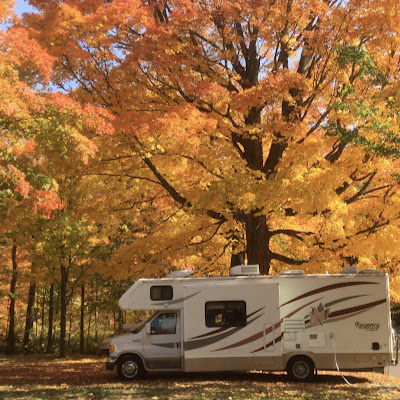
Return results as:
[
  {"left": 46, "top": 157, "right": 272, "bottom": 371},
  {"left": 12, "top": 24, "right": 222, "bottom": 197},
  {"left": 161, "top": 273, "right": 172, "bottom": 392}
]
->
[
  {"left": 344, "top": 170, "right": 377, "bottom": 204},
  {"left": 270, "top": 251, "right": 308, "bottom": 265}
]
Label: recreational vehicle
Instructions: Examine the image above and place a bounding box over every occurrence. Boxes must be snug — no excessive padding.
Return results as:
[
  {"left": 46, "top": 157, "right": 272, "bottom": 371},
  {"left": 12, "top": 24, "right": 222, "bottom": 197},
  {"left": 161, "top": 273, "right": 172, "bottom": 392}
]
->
[{"left": 105, "top": 265, "right": 398, "bottom": 381}]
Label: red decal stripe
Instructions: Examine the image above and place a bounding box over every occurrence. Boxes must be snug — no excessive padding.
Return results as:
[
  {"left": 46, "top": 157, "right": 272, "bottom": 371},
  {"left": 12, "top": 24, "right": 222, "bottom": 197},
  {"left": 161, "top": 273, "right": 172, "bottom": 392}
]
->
[
  {"left": 328, "top": 298, "right": 386, "bottom": 319},
  {"left": 280, "top": 282, "right": 378, "bottom": 308},
  {"left": 251, "top": 333, "right": 284, "bottom": 353}
]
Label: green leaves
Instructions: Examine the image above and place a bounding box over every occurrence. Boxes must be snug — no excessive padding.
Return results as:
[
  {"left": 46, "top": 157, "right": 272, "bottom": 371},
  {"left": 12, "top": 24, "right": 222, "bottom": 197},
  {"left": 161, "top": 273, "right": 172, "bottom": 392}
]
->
[
  {"left": 335, "top": 45, "right": 387, "bottom": 86},
  {"left": 325, "top": 100, "right": 400, "bottom": 159}
]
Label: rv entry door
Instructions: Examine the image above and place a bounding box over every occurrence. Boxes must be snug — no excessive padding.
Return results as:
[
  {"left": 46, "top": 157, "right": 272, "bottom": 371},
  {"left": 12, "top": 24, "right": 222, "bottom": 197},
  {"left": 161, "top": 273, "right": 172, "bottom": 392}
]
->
[{"left": 143, "top": 311, "right": 182, "bottom": 370}]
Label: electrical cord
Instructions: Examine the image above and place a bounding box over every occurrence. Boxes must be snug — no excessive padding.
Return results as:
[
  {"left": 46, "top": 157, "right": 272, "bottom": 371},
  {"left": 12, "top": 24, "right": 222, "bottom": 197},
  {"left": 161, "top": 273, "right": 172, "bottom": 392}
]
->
[{"left": 330, "top": 335, "right": 353, "bottom": 386}]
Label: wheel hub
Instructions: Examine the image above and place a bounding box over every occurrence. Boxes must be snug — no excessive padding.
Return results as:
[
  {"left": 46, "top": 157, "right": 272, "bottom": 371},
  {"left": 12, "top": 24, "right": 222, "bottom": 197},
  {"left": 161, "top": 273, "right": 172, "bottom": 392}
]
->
[
  {"left": 293, "top": 361, "right": 309, "bottom": 379},
  {"left": 122, "top": 361, "right": 138, "bottom": 377}
]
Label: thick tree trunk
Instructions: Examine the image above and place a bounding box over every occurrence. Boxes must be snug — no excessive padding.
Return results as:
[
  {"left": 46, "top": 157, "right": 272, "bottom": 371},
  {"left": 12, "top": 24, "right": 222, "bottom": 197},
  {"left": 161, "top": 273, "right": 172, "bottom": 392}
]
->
[
  {"left": 80, "top": 283, "right": 85, "bottom": 354},
  {"left": 6, "top": 243, "right": 18, "bottom": 354},
  {"left": 59, "top": 265, "right": 68, "bottom": 358},
  {"left": 23, "top": 276, "right": 36, "bottom": 353},
  {"left": 46, "top": 284, "right": 54, "bottom": 353},
  {"left": 245, "top": 214, "right": 270, "bottom": 275},
  {"left": 230, "top": 251, "right": 245, "bottom": 268},
  {"left": 240, "top": 106, "right": 271, "bottom": 274}
]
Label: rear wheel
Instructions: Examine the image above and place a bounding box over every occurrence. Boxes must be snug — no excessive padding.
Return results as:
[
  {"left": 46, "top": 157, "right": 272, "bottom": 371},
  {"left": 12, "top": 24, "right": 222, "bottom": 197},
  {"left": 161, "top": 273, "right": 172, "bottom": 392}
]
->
[
  {"left": 286, "top": 356, "right": 315, "bottom": 382},
  {"left": 117, "top": 355, "right": 146, "bottom": 380}
]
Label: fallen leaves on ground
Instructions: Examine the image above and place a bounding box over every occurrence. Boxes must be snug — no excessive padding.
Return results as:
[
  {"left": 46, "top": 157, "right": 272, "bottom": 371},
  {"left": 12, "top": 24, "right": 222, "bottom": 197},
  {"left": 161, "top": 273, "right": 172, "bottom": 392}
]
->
[{"left": 0, "top": 355, "right": 399, "bottom": 399}]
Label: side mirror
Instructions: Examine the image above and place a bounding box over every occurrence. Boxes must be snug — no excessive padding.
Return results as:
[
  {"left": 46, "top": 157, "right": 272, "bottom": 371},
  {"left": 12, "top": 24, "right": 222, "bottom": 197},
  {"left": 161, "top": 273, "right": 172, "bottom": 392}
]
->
[{"left": 145, "top": 322, "right": 151, "bottom": 335}]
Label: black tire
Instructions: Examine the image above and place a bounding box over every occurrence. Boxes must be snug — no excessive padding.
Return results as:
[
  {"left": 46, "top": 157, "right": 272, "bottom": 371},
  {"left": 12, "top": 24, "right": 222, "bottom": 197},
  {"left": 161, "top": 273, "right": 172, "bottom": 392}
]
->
[
  {"left": 117, "top": 355, "right": 146, "bottom": 381},
  {"left": 286, "top": 356, "right": 315, "bottom": 382}
]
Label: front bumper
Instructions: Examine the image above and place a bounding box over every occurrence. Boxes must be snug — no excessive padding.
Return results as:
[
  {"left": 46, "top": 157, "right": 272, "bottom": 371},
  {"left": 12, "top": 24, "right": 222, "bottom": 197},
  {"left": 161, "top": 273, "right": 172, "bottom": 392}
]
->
[{"left": 106, "top": 357, "right": 117, "bottom": 371}]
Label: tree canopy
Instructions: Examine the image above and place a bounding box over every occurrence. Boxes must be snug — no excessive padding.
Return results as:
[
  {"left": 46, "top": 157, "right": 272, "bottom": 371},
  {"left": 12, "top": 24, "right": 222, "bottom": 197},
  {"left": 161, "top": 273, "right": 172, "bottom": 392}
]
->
[{"left": 20, "top": 0, "right": 400, "bottom": 281}]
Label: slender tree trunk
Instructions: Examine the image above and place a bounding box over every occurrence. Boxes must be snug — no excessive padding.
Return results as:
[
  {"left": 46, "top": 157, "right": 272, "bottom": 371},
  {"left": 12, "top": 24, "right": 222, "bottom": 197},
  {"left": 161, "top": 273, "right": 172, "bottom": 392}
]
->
[
  {"left": 7, "top": 243, "right": 18, "bottom": 354},
  {"left": 118, "top": 310, "right": 124, "bottom": 333},
  {"left": 118, "top": 284, "right": 124, "bottom": 333},
  {"left": 87, "top": 312, "right": 92, "bottom": 348},
  {"left": 46, "top": 284, "right": 54, "bottom": 353},
  {"left": 67, "top": 287, "right": 74, "bottom": 352},
  {"left": 35, "top": 292, "right": 39, "bottom": 337},
  {"left": 80, "top": 283, "right": 85, "bottom": 354},
  {"left": 94, "top": 282, "right": 98, "bottom": 343},
  {"left": 23, "top": 275, "right": 36, "bottom": 353},
  {"left": 40, "top": 287, "right": 46, "bottom": 348},
  {"left": 59, "top": 264, "right": 68, "bottom": 358}
]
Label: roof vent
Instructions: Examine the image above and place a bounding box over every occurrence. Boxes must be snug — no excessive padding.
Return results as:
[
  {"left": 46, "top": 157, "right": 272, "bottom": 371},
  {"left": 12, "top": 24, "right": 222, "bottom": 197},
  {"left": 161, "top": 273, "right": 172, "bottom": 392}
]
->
[
  {"left": 342, "top": 265, "right": 358, "bottom": 274},
  {"left": 229, "top": 265, "right": 260, "bottom": 276},
  {"left": 280, "top": 270, "right": 304, "bottom": 276},
  {"left": 167, "top": 270, "right": 194, "bottom": 278}
]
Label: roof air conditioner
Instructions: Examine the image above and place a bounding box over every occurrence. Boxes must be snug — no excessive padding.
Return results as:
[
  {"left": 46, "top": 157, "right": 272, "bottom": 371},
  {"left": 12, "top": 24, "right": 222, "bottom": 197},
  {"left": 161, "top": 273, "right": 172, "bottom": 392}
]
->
[
  {"left": 167, "top": 270, "right": 194, "bottom": 278},
  {"left": 229, "top": 265, "right": 260, "bottom": 276}
]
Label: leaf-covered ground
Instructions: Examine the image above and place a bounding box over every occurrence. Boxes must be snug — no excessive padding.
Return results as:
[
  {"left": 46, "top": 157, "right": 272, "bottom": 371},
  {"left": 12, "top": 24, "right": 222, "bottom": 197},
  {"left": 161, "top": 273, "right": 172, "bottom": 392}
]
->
[{"left": 0, "top": 355, "right": 399, "bottom": 399}]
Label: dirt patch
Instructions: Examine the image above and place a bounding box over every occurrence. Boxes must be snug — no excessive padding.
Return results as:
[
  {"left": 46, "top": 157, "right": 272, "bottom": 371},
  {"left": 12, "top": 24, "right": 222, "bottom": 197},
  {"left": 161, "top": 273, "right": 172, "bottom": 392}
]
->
[
  {"left": 0, "top": 356, "right": 112, "bottom": 386},
  {"left": 0, "top": 355, "right": 399, "bottom": 386}
]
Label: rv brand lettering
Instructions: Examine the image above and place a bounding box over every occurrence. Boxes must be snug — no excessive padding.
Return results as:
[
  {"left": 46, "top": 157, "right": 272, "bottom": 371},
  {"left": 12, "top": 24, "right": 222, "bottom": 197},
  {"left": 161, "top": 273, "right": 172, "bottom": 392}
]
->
[{"left": 355, "top": 322, "right": 380, "bottom": 331}]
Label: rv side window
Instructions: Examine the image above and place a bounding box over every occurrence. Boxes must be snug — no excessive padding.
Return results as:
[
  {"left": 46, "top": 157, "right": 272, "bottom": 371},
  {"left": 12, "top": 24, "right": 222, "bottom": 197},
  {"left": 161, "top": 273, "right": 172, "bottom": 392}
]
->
[
  {"left": 151, "top": 312, "right": 177, "bottom": 335},
  {"left": 205, "top": 301, "right": 246, "bottom": 328},
  {"left": 150, "top": 286, "right": 173, "bottom": 301}
]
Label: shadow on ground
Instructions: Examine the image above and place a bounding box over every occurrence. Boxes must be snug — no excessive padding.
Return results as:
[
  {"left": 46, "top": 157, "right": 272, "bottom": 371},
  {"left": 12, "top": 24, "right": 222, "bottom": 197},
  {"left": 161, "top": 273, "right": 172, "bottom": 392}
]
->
[{"left": 0, "top": 356, "right": 372, "bottom": 386}]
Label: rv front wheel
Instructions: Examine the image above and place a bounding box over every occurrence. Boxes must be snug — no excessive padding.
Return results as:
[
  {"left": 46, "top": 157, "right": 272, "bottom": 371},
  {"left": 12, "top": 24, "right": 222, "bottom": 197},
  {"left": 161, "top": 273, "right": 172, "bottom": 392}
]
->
[
  {"left": 117, "top": 355, "right": 146, "bottom": 380},
  {"left": 286, "top": 356, "right": 315, "bottom": 382}
]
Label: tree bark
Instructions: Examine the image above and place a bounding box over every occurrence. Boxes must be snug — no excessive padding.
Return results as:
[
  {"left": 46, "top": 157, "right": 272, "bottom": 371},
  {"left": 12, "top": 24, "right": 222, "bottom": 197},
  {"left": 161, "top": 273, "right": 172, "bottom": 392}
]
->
[
  {"left": 59, "top": 264, "right": 68, "bottom": 358},
  {"left": 118, "top": 309, "right": 124, "bottom": 333},
  {"left": 46, "top": 284, "right": 54, "bottom": 353},
  {"left": 230, "top": 251, "right": 245, "bottom": 268},
  {"left": 6, "top": 243, "right": 18, "bottom": 354},
  {"left": 94, "top": 283, "right": 99, "bottom": 344},
  {"left": 80, "top": 283, "right": 85, "bottom": 354},
  {"left": 240, "top": 106, "right": 271, "bottom": 274},
  {"left": 245, "top": 214, "right": 270, "bottom": 274},
  {"left": 40, "top": 287, "right": 46, "bottom": 348},
  {"left": 67, "top": 287, "right": 74, "bottom": 352},
  {"left": 23, "top": 274, "right": 36, "bottom": 353}
]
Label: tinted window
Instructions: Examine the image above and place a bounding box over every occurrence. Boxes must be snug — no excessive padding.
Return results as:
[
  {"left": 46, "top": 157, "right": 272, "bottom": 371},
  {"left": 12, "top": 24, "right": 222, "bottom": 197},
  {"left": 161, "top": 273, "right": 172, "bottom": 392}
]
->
[
  {"left": 150, "top": 286, "right": 173, "bottom": 301},
  {"left": 205, "top": 301, "right": 246, "bottom": 328},
  {"left": 151, "top": 312, "right": 177, "bottom": 335}
]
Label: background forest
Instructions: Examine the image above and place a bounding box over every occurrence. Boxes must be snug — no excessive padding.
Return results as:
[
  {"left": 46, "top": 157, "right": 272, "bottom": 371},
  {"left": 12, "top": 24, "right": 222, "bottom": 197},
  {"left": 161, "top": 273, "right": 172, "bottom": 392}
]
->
[{"left": 2, "top": 0, "right": 400, "bottom": 357}]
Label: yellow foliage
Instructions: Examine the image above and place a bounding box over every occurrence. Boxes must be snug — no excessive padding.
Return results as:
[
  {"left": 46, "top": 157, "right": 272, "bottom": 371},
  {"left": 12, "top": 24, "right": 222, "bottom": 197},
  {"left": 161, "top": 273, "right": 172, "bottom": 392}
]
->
[{"left": 22, "top": 0, "right": 400, "bottom": 279}]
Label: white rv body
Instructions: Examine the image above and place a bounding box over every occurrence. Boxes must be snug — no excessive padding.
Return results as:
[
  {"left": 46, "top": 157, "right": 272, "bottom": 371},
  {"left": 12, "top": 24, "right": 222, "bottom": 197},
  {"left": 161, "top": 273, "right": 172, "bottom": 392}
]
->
[{"left": 106, "top": 267, "right": 397, "bottom": 381}]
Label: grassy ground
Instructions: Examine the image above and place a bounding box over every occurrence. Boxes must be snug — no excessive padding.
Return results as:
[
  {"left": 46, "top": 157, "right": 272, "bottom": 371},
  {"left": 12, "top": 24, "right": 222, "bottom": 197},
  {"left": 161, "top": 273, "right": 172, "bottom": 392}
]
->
[{"left": 0, "top": 355, "right": 399, "bottom": 399}]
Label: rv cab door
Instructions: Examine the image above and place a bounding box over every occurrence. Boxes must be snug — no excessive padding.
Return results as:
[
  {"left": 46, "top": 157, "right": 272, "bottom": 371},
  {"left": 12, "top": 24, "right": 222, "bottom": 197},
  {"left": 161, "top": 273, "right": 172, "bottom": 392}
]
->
[{"left": 142, "top": 310, "right": 182, "bottom": 370}]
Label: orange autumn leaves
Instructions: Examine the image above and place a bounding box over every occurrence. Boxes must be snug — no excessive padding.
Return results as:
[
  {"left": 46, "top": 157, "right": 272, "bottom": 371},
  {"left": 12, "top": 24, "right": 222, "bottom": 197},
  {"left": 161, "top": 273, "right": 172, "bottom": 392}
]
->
[
  {"left": 4, "top": 1, "right": 400, "bottom": 289},
  {"left": 1, "top": 5, "right": 114, "bottom": 221}
]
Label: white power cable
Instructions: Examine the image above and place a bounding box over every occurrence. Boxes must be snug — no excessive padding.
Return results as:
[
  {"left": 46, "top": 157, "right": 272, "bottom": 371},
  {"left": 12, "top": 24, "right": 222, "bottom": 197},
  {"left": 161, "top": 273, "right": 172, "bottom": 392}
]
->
[
  {"left": 330, "top": 335, "right": 353, "bottom": 386},
  {"left": 331, "top": 335, "right": 384, "bottom": 387}
]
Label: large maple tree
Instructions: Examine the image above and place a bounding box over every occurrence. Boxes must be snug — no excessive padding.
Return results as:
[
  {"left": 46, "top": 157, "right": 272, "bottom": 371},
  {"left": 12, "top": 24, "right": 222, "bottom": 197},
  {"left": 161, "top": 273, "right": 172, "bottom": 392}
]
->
[{"left": 25, "top": 0, "right": 400, "bottom": 277}]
